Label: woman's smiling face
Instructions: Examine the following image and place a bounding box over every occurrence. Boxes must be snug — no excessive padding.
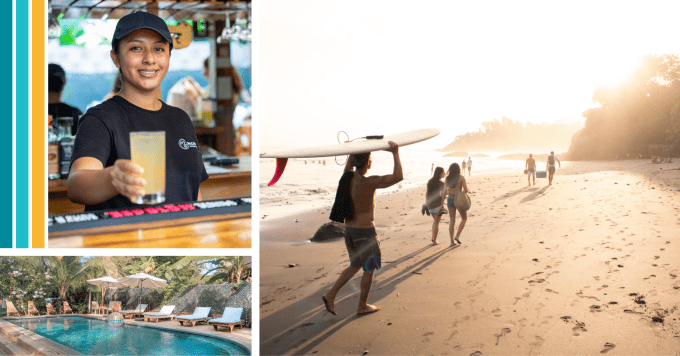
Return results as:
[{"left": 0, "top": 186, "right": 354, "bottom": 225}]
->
[{"left": 111, "top": 29, "right": 170, "bottom": 95}]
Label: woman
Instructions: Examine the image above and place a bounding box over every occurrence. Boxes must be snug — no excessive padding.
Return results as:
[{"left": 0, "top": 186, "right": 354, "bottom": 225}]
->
[
  {"left": 68, "top": 12, "right": 208, "bottom": 211},
  {"left": 446, "top": 163, "right": 469, "bottom": 246},
  {"left": 425, "top": 167, "right": 446, "bottom": 245}
]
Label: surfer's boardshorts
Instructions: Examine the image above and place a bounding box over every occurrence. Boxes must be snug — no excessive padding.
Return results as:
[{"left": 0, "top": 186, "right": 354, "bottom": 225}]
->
[
  {"left": 345, "top": 227, "right": 381, "bottom": 272},
  {"left": 548, "top": 166, "right": 556, "bottom": 175}
]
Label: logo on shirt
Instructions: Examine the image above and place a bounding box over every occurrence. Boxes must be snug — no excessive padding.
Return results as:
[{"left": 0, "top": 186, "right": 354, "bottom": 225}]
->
[{"left": 178, "top": 139, "right": 198, "bottom": 150}]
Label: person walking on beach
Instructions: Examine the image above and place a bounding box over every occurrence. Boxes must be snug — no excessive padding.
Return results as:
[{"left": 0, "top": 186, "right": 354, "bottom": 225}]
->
[
  {"left": 426, "top": 167, "right": 447, "bottom": 245},
  {"left": 546, "top": 151, "right": 561, "bottom": 185},
  {"left": 324, "top": 141, "right": 403, "bottom": 315},
  {"left": 525, "top": 154, "right": 536, "bottom": 186},
  {"left": 446, "top": 163, "right": 469, "bottom": 246},
  {"left": 461, "top": 159, "right": 467, "bottom": 175},
  {"left": 467, "top": 157, "right": 473, "bottom": 175}
]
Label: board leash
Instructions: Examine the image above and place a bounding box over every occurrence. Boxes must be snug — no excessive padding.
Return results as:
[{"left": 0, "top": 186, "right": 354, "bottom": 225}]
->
[{"left": 333, "top": 131, "right": 384, "bottom": 165}]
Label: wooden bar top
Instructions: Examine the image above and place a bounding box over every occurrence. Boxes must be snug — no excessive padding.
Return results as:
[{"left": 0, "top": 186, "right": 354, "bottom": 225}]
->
[{"left": 48, "top": 212, "right": 251, "bottom": 249}]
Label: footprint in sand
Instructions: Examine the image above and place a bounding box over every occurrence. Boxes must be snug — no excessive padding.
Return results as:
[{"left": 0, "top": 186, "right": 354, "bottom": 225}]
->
[
  {"left": 600, "top": 342, "right": 616, "bottom": 354},
  {"left": 529, "top": 335, "right": 545, "bottom": 347},
  {"left": 494, "top": 328, "right": 512, "bottom": 345},
  {"left": 589, "top": 305, "right": 604, "bottom": 312},
  {"left": 572, "top": 321, "right": 587, "bottom": 335},
  {"left": 421, "top": 331, "right": 435, "bottom": 343}
]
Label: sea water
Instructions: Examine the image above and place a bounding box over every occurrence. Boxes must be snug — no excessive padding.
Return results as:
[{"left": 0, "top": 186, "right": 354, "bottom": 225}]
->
[{"left": 259, "top": 147, "right": 532, "bottom": 221}]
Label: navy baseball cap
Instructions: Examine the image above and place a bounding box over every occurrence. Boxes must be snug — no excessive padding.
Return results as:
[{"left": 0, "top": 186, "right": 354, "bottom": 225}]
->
[
  {"left": 112, "top": 11, "right": 173, "bottom": 52},
  {"left": 48, "top": 63, "right": 65, "bottom": 78}
]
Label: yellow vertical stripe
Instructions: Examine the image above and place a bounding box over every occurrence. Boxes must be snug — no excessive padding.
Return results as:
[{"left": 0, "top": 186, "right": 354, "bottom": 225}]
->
[{"left": 32, "top": 0, "right": 45, "bottom": 248}]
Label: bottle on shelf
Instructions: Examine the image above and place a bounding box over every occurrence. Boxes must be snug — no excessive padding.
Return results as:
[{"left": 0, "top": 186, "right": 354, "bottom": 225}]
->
[
  {"left": 48, "top": 115, "right": 60, "bottom": 180},
  {"left": 56, "top": 117, "right": 75, "bottom": 179}
]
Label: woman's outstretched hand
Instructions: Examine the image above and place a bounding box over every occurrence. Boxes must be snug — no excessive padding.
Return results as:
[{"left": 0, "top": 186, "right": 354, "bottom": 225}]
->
[{"left": 110, "top": 159, "right": 146, "bottom": 202}]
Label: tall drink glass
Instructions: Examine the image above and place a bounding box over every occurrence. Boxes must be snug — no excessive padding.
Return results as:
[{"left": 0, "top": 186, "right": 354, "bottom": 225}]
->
[{"left": 130, "top": 131, "right": 165, "bottom": 204}]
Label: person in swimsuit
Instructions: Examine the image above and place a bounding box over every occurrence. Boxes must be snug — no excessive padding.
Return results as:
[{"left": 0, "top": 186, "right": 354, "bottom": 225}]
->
[
  {"left": 525, "top": 153, "right": 536, "bottom": 186},
  {"left": 446, "top": 163, "right": 469, "bottom": 246},
  {"left": 546, "top": 151, "right": 561, "bottom": 185},
  {"left": 324, "top": 141, "right": 403, "bottom": 315},
  {"left": 461, "top": 160, "right": 467, "bottom": 175},
  {"left": 425, "top": 167, "right": 446, "bottom": 245}
]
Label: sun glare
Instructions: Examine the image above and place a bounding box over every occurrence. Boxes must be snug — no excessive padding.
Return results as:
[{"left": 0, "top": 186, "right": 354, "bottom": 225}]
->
[{"left": 594, "top": 56, "right": 643, "bottom": 88}]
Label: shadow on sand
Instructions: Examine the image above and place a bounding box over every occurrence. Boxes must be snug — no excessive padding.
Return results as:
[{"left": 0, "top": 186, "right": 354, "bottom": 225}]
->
[
  {"left": 492, "top": 186, "right": 530, "bottom": 203},
  {"left": 261, "top": 244, "right": 459, "bottom": 355},
  {"left": 519, "top": 185, "right": 550, "bottom": 203}
]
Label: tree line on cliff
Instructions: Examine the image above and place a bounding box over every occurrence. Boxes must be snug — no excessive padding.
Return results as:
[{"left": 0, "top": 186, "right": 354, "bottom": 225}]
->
[{"left": 566, "top": 54, "right": 680, "bottom": 160}]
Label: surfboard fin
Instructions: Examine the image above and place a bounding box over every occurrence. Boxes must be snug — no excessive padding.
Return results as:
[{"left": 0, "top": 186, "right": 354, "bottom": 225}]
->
[{"left": 268, "top": 158, "right": 289, "bottom": 186}]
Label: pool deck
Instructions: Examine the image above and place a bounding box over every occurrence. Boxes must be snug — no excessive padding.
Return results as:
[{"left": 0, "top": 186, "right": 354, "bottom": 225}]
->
[{"left": 0, "top": 314, "right": 251, "bottom": 355}]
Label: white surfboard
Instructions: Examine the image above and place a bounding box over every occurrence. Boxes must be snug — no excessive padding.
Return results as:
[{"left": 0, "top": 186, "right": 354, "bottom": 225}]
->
[{"left": 261, "top": 128, "right": 441, "bottom": 185}]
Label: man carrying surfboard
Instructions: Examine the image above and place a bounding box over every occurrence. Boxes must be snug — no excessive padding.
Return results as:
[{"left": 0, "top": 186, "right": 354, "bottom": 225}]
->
[
  {"left": 546, "top": 151, "right": 561, "bottom": 185},
  {"left": 323, "top": 141, "right": 403, "bottom": 316}
]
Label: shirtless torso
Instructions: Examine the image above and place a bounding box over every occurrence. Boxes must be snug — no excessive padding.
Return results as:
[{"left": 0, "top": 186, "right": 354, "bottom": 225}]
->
[
  {"left": 346, "top": 174, "right": 379, "bottom": 228},
  {"left": 344, "top": 142, "right": 403, "bottom": 229}
]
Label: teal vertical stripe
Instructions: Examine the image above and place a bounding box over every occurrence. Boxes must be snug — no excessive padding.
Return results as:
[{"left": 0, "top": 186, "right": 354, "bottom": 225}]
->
[
  {"left": 16, "top": 0, "right": 27, "bottom": 248},
  {"left": 0, "top": 1, "right": 13, "bottom": 248}
]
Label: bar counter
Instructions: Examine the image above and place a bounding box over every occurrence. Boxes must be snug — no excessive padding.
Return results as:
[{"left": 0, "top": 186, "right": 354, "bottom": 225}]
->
[{"left": 48, "top": 157, "right": 251, "bottom": 248}]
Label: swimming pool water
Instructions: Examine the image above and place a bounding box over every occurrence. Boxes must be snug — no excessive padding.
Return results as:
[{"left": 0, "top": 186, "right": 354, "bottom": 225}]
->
[{"left": 8, "top": 317, "right": 249, "bottom": 355}]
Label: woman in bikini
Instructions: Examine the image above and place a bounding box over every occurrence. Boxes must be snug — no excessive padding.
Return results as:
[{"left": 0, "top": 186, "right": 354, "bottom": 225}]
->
[
  {"left": 425, "top": 167, "right": 446, "bottom": 245},
  {"left": 446, "top": 163, "right": 469, "bottom": 246}
]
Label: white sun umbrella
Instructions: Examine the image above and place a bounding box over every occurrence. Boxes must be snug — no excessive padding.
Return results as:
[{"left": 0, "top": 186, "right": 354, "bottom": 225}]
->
[
  {"left": 117, "top": 273, "right": 168, "bottom": 307},
  {"left": 86, "top": 277, "right": 128, "bottom": 313}
]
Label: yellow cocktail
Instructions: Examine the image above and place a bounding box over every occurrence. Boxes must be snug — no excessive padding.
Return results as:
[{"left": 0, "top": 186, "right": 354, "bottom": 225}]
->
[{"left": 130, "top": 131, "right": 166, "bottom": 204}]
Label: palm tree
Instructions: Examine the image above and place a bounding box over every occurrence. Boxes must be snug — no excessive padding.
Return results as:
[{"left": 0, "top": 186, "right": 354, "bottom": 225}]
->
[
  {"left": 45, "top": 256, "right": 90, "bottom": 299},
  {"left": 203, "top": 257, "right": 248, "bottom": 284},
  {"left": 170, "top": 256, "right": 250, "bottom": 284}
]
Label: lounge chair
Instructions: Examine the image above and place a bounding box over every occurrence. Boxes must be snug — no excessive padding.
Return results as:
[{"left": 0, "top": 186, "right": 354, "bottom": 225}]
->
[
  {"left": 143, "top": 305, "right": 175, "bottom": 322},
  {"left": 5, "top": 300, "right": 21, "bottom": 316},
  {"left": 176, "top": 307, "right": 211, "bottom": 327},
  {"left": 105, "top": 301, "right": 122, "bottom": 315},
  {"left": 63, "top": 301, "right": 74, "bottom": 314},
  {"left": 111, "top": 302, "right": 121, "bottom": 313},
  {"left": 46, "top": 303, "right": 57, "bottom": 315},
  {"left": 27, "top": 301, "right": 40, "bottom": 316},
  {"left": 120, "top": 304, "right": 148, "bottom": 319},
  {"left": 91, "top": 301, "right": 100, "bottom": 314},
  {"left": 208, "top": 307, "right": 244, "bottom": 332}
]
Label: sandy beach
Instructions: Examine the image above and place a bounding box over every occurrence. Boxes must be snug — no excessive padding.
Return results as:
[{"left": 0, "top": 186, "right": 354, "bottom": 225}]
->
[{"left": 260, "top": 159, "right": 680, "bottom": 355}]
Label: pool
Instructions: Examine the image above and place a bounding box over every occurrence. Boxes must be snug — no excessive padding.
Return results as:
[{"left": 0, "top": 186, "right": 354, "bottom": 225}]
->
[{"left": 7, "top": 316, "right": 250, "bottom": 355}]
